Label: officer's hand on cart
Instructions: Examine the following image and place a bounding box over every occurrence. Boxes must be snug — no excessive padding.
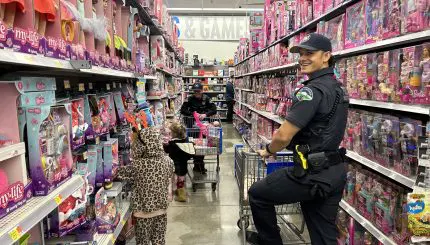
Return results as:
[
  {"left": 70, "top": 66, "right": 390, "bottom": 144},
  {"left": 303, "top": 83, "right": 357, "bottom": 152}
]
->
[{"left": 257, "top": 149, "right": 272, "bottom": 158}]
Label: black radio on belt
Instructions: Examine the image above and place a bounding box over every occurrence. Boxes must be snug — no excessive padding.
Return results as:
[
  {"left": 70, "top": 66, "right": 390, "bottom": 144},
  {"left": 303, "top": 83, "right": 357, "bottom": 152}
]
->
[{"left": 293, "top": 145, "right": 346, "bottom": 177}]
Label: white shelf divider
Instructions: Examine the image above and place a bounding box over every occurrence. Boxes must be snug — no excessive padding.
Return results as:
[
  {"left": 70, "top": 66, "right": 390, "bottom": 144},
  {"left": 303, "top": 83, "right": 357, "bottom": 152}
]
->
[
  {"left": 340, "top": 200, "right": 397, "bottom": 245},
  {"left": 94, "top": 201, "right": 131, "bottom": 245},
  {"left": 0, "top": 175, "right": 85, "bottom": 244},
  {"left": 349, "top": 99, "right": 430, "bottom": 115},
  {"left": 346, "top": 150, "right": 415, "bottom": 188},
  {"left": 0, "top": 142, "right": 26, "bottom": 163},
  {"left": 242, "top": 103, "right": 285, "bottom": 124},
  {"left": 235, "top": 62, "right": 298, "bottom": 78}
]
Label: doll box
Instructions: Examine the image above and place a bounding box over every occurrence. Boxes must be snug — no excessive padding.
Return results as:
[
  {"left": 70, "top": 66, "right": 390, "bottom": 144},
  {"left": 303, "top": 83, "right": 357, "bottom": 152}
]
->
[
  {"left": 71, "top": 98, "right": 87, "bottom": 150},
  {"left": 15, "top": 77, "right": 57, "bottom": 92},
  {"left": 18, "top": 90, "right": 56, "bottom": 107},
  {"left": 89, "top": 145, "right": 104, "bottom": 188},
  {"left": 25, "top": 104, "right": 73, "bottom": 196},
  {"left": 102, "top": 138, "right": 119, "bottom": 183},
  {"left": 95, "top": 187, "right": 120, "bottom": 234},
  {"left": 113, "top": 92, "right": 126, "bottom": 125},
  {"left": 0, "top": 180, "right": 33, "bottom": 220},
  {"left": 45, "top": 36, "right": 70, "bottom": 60}
]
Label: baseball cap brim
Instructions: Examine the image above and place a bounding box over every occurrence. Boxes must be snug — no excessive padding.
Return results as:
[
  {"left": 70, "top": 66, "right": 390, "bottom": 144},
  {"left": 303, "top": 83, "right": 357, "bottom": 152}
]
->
[{"left": 290, "top": 44, "right": 319, "bottom": 53}]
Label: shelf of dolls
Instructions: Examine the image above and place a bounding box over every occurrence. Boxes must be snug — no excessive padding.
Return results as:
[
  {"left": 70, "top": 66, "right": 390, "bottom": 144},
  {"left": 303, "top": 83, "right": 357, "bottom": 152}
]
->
[
  {"left": 0, "top": 142, "right": 25, "bottom": 163},
  {"left": 80, "top": 67, "right": 135, "bottom": 79},
  {"left": 235, "top": 62, "right": 299, "bottom": 78},
  {"left": 332, "top": 30, "right": 430, "bottom": 59},
  {"left": 0, "top": 175, "right": 84, "bottom": 244},
  {"left": 235, "top": 0, "right": 361, "bottom": 66},
  {"left": 93, "top": 201, "right": 131, "bottom": 245},
  {"left": 235, "top": 113, "right": 251, "bottom": 124},
  {"left": 346, "top": 150, "right": 415, "bottom": 188},
  {"left": 349, "top": 99, "right": 430, "bottom": 115},
  {"left": 339, "top": 200, "right": 397, "bottom": 245},
  {"left": 183, "top": 76, "right": 229, "bottom": 79},
  {"left": 242, "top": 103, "right": 285, "bottom": 125},
  {"left": 156, "top": 68, "right": 178, "bottom": 77}
]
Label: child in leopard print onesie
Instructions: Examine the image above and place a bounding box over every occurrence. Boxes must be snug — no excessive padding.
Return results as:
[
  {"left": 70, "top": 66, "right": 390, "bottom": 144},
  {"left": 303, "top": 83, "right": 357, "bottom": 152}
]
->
[{"left": 117, "top": 127, "right": 174, "bottom": 245}]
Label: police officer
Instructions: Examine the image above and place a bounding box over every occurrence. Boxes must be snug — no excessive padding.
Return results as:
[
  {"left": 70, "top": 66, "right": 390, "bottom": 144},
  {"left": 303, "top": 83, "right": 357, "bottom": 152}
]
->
[
  {"left": 180, "top": 83, "right": 217, "bottom": 173},
  {"left": 246, "top": 33, "right": 349, "bottom": 245}
]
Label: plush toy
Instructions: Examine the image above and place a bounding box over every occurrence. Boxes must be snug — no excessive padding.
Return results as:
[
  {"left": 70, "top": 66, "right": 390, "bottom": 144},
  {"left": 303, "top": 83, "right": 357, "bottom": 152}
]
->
[{"left": 0, "top": 169, "right": 8, "bottom": 193}]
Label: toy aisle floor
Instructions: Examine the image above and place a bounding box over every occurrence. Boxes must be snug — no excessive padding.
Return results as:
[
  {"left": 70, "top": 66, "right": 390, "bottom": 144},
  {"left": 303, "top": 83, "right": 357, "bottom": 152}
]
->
[{"left": 127, "top": 123, "right": 310, "bottom": 245}]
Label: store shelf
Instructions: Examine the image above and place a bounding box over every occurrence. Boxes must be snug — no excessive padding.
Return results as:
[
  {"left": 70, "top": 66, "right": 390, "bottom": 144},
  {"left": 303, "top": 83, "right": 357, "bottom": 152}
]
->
[
  {"left": 185, "top": 91, "right": 226, "bottom": 94},
  {"left": 166, "top": 113, "right": 175, "bottom": 118},
  {"left": 0, "top": 142, "right": 26, "bottom": 162},
  {"left": 0, "top": 175, "right": 85, "bottom": 244},
  {"left": 80, "top": 66, "right": 135, "bottom": 78},
  {"left": 235, "top": 113, "right": 251, "bottom": 124},
  {"left": 340, "top": 200, "right": 397, "bottom": 245},
  {"left": 333, "top": 30, "right": 430, "bottom": 58},
  {"left": 147, "top": 94, "right": 168, "bottom": 100},
  {"left": 235, "top": 62, "right": 299, "bottom": 78},
  {"left": 349, "top": 99, "right": 430, "bottom": 115},
  {"left": 183, "top": 76, "right": 229, "bottom": 79},
  {"left": 104, "top": 182, "right": 123, "bottom": 198},
  {"left": 94, "top": 201, "right": 131, "bottom": 245},
  {"left": 242, "top": 103, "right": 286, "bottom": 124},
  {"left": 156, "top": 68, "right": 180, "bottom": 77},
  {"left": 345, "top": 150, "right": 415, "bottom": 188},
  {"left": 235, "top": 0, "right": 360, "bottom": 66},
  {"left": 142, "top": 75, "right": 158, "bottom": 80}
]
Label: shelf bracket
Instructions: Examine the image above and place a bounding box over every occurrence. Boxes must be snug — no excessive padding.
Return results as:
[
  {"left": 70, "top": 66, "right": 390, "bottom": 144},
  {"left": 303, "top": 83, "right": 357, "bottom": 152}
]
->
[{"left": 70, "top": 60, "right": 92, "bottom": 70}]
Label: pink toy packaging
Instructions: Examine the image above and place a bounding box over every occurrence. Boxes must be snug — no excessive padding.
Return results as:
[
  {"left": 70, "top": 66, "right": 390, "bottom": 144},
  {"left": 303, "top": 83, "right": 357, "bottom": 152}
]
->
[
  {"left": 365, "top": 0, "right": 384, "bottom": 44},
  {"left": 356, "top": 170, "right": 376, "bottom": 221},
  {"left": 421, "top": 43, "right": 430, "bottom": 104},
  {"left": 344, "top": 165, "right": 356, "bottom": 205},
  {"left": 366, "top": 53, "right": 378, "bottom": 99},
  {"left": 361, "top": 112, "right": 377, "bottom": 160},
  {"left": 382, "top": 0, "right": 402, "bottom": 39},
  {"left": 374, "top": 182, "right": 399, "bottom": 235},
  {"left": 344, "top": 1, "right": 366, "bottom": 49},
  {"left": 97, "top": 95, "right": 111, "bottom": 136},
  {"left": 313, "top": 0, "right": 324, "bottom": 18},
  {"left": 352, "top": 110, "right": 363, "bottom": 154},
  {"left": 402, "top": 0, "right": 429, "bottom": 34},
  {"left": 26, "top": 104, "right": 73, "bottom": 196},
  {"left": 336, "top": 210, "right": 352, "bottom": 244},
  {"left": 107, "top": 93, "right": 117, "bottom": 130},
  {"left": 326, "top": 14, "right": 345, "bottom": 52},
  {"left": 323, "top": 0, "right": 334, "bottom": 14},
  {"left": 379, "top": 116, "right": 401, "bottom": 169},
  {"left": 376, "top": 51, "right": 390, "bottom": 101},
  {"left": 389, "top": 49, "right": 402, "bottom": 103},
  {"left": 400, "top": 46, "right": 419, "bottom": 104}
]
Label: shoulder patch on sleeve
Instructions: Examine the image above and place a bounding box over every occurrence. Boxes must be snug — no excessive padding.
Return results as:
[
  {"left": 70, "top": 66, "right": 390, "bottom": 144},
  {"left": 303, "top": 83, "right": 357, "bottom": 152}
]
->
[{"left": 295, "top": 87, "right": 314, "bottom": 101}]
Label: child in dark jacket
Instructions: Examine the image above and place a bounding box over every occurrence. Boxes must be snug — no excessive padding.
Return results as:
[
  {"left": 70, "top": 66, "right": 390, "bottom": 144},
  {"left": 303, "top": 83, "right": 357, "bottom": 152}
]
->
[{"left": 163, "top": 121, "right": 194, "bottom": 202}]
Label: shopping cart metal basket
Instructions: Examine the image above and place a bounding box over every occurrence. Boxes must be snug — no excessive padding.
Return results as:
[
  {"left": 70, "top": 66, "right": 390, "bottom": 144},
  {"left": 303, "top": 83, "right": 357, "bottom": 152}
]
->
[
  {"left": 181, "top": 115, "right": 223, "bottom": 192},
  {"left": 234, "top": 144, "right": 307, "bottom": 245}
]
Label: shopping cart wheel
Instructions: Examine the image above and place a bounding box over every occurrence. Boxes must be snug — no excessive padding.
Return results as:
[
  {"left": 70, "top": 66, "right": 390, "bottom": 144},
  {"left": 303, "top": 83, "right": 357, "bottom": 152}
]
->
[
  {"left": 192, "top": 184, "right": 197, "bottom": 192},
  {"left": 237, "top": 217, "right": 250, "bottom": 230},
  {"left": 212, "top": 183, "right": 217, "bottom": 191}
]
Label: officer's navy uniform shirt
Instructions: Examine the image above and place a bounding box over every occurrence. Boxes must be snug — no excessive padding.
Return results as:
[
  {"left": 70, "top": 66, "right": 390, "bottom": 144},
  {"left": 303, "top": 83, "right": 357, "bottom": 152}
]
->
[{"left": 286, "top": 67, "right": 348, "bottom": 153}]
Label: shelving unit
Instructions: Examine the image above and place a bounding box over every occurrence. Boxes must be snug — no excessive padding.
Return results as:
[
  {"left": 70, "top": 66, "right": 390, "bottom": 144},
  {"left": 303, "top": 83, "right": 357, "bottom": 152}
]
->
[
  {"left": 183, "top": 76, "right": 229, "bottom": 79},
  {"left": 349, "top": 99, "right": 430, "bottom": 115},
  {"left": 241, "top": 102, "right": 285, "bottom": 124},
  {"left": 339, "top": 200, "right": 397, "bottom": 245},
  {"left": 235, "top": 112, "right": 251, "bottom": 124},
  {"left": 0, "top": 175, "right": 85, "bottom": 243},
  {"left": 346, "top": 150, "right": 415, "bottom": 188},
  {"left": 0, "top": 143, "right": 26, "bottom": 162}
]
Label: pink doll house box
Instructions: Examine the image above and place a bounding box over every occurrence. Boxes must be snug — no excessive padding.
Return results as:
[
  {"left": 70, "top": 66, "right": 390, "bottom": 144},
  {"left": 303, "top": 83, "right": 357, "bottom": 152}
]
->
[
  {"left": 0, "top": 83, "right": 33, "bottom": 220},
  {"left": 25, "top": 103, "right": 73, "bottom": 196}
]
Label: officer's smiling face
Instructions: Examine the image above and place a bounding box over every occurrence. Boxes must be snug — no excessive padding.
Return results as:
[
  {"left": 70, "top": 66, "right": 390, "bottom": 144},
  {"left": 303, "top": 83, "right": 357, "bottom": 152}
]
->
[
  {"left": 194, "top": 90, "right": 203, "bottom": 99},
  {"left": 298, "top": 49, "right": 331, "bottom": 74}
]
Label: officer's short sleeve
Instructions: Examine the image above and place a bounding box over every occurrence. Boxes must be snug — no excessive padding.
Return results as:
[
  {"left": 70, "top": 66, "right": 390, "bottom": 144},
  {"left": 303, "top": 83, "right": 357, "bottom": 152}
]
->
[{"left": 285, "top": 86, "right": 323, "bottom": 129}]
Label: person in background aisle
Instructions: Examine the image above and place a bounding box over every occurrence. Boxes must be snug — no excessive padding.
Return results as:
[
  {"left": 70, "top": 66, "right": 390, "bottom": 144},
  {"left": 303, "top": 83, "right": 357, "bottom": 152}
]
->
[
  {"left": 246, "top": 33, "right": 349, "bottom": 245},
  {"left": 163, "top": 121, "right": 195, "bottom": 202},
  {"left": 226, "top": 75, "right": 235, "bottom": 122},
  {"left": 117, "top": 127, "right": 174, "bottom": 245},
  {"left": 180, "top": 82, "right": 217, "bottom": 174}
]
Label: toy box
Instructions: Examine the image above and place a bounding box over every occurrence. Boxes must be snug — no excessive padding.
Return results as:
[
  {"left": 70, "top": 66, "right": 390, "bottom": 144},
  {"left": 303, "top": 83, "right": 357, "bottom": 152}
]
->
[
  {"left": 379, "top": 115, "right": 401, "bottom": 168},
  {"left": 376, "top": 51, "right": 390, "bottom": 101},
  {"left": 113, "top": 91, "right": 126, "bottom": 125},
  {"left": 83, "top": 94, "right": 99, "bottom": 142},
  {"left": 26, "top": 104, "right": 73, "bottom": 196},
  {"left": 103, "top": 138, "right": 119, "bottom": 184},
  {"left": 90, "top": 145, "right": 104, "bottom": 188},
  {"left": 374, "top": 182, "right": 399, "bottom": 235},
  {"left": 398, "top": 118, "right": 422, "bottom": 177},
  {"left": 71, "top": 98, "right": 88, "bottom": 150},
  {"left": 389, "top": 49, "right": 402, "bottom": 102},
  {"left": 14, "top": 77, "right": 56, "bottom": 92},
  {"left": 325, "top": 14, "right": 344, "bottom": 52},
  {"left": 402, "top": 0, "right": 429, "bottom": 34},
  {"left": 365, "top": 0, "right": 383, "bottom": 44},
  {"left": 344, "top": 1, "right": 366, "bottom": 49},
  {"left": 356, "top": 169, "right": 376, "bottom": 221},
  {"left": 97, "top": 94, "right": 111, "bottom": 136},
  {"left": 361, "top": 112, "right": 378, "bottom": 161},
  {"left": 107, "top": 93, "right": 117, "bottom": 130},
  {"left": 344, "top": 164, "right": 356, "bottom": 205},
  {"left": 150, "top": 35, "right": 166, "bottom": 68},
  {"left": 18, "top": 90, "right": 56, "bottom": 107},
  {"left": 95, "top": 187, "right": 120, "bottom": 234},
  {"left": 382, "top": 0, "right": 402, "bottom": 39},
  {"left": 336, "top": 210, "right": 353, "bottom": 244}
]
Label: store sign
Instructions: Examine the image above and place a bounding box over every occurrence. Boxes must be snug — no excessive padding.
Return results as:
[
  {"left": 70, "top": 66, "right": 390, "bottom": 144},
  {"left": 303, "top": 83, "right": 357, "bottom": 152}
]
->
[{"left": 175, "top": 16, "right": 249, "bottom": 41}]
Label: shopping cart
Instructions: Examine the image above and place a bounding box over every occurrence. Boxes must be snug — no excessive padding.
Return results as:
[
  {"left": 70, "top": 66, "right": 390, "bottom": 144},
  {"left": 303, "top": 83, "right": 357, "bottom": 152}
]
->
[
  {"left": 234, "top": 144, "right": 307, "bottom": 245},
  {"left": 181, "top": 115, "right": 223, "bottom": 192}
]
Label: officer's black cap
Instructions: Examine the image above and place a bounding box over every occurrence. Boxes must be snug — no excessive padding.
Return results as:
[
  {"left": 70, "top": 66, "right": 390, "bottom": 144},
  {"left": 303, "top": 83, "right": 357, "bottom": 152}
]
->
[
  {"left": 192, "top": 83, "right": 203, "bottom": 91},
  {"left": 289, "top": 33, "right": 332, "bottom": 53}
]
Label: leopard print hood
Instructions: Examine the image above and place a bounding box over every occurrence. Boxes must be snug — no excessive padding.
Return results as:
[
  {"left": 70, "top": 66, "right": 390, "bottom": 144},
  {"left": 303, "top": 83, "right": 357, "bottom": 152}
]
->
[{"left": 135, "top": 127, "right": 165, "bottom": 157}]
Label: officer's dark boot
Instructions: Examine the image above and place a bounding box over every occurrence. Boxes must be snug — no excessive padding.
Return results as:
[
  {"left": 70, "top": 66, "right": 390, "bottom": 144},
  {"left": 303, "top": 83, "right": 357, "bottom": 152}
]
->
[{"left": 246, "top": 231, "right": 262, "bottom": 245}]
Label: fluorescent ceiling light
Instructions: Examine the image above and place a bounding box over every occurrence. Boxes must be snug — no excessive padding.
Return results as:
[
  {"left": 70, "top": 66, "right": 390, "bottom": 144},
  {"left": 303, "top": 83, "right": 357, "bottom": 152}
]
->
[{"left": 167, "top": 8, "right": 264, "bottom": 13}]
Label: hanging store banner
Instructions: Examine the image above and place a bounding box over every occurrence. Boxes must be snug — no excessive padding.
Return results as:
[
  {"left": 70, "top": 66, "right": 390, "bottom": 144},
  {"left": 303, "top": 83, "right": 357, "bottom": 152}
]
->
[{"left": 175, "top": 16, "right": 250, "bottom": 41}]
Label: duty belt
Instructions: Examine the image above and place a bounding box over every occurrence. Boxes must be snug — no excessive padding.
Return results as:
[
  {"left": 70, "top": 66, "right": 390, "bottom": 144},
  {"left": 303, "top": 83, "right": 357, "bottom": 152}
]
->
[{"left": 293, "top": 145, "right": 346, "bottom": 178}]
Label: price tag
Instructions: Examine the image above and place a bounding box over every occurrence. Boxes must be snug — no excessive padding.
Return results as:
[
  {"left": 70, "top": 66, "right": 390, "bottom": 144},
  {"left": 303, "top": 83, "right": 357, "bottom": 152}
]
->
[
  {"left": 121, "top": 220, "right": 126, "bottom": 226},
  {"left": 82, "top": 151, "right": 88, "bottom": 160},
  {"left": 55, "top": 60, "right": 63, "bottom": 68},
  {"left": 78, "top": 83, "right": 85, "bottom": 92},
  {"left": 106, "top": 84, "right": 111, "bottom": 90},
  {"left": 8, "top": 226, "right": 22, "bottom": 242},
  {"left": 111, "top": 235, "right": 116, "bottom": 244},
  {"left": 24, "top": 56, "right": 35, "bottom": 64},
  {"left": 96, "top": 137, "right": 100, "bottom": 145},
  {"left": 54, "top": 194, "right": 63, "bottom": 205},
  {"left": 64, "top": 80, "right": 71, "bottom": 89},
  {"left": 89, "top": 83, "right": 93, "bottom": 90},
  {"left": 113, "top": 82, "right": 117, "bottom": 89}
]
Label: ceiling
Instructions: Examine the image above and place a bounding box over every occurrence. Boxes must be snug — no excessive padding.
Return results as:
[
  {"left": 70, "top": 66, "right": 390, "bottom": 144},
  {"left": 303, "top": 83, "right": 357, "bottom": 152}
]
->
[{"left": 165, "top": 0, "right": 264, "bottom": 9}]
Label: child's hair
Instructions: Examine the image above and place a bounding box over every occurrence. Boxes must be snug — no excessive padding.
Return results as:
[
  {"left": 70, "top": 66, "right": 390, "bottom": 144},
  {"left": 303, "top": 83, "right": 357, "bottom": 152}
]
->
[{"left": 170, "top": 121, "right": 186, "bottom": 139}]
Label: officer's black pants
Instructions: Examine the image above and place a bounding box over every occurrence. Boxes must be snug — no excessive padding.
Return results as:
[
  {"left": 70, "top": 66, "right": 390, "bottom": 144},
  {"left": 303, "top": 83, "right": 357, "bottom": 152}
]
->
[
  {"left": 226, "top": 100, "right": 234, "bottom": 122},
  {"left": 248, "top": 163, "right": 346, "bottom": 245}
]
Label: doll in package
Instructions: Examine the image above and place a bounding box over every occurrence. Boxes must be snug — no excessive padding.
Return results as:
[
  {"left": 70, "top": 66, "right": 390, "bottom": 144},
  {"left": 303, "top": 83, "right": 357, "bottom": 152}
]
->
[
  {"left": 398, "top": 119, "right": 422, "bottom": 177},
  {"left": 365, "top": 0, "right": 383, "bottom": 44},
  {"left": 382, "top": 0, "right": 401, "bottom": 39},
  {"left": 95, "top": 187, "right": 120, "bottom": 233},
  {"left": 345, "top": 1, "right": 366, "bottom": 49}
]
